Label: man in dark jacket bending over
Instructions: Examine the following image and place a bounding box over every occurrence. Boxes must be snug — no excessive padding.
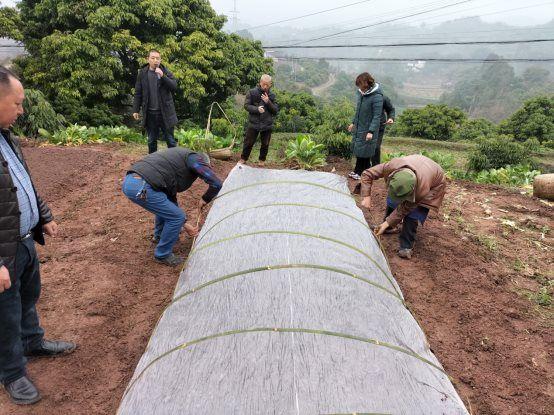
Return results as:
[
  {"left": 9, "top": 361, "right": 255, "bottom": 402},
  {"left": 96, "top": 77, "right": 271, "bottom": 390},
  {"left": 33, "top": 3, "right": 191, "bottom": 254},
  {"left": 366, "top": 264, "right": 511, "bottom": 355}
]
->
[
  {"left": 122, "top": 148, "right": 222, "bottom": 266},
  {"left": 0, "top": 66, "right": 76, "bottom": 406},
  {"left": 238, "top": 74, "right": 279, "bottom": 166}
]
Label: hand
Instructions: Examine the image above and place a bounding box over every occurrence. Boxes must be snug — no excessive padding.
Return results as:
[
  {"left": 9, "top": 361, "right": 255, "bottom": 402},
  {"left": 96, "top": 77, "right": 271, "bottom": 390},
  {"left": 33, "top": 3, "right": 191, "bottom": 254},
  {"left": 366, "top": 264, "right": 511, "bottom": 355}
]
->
[
  {"left": 258, "top": 106, "right": 265, "bottom": 114},
  {"left": 184, "top": 222, "right": 199, "bottom": 237},
  {"left": 197, "top": 199, "right": 207, "bottom": 213},
  {"left": 366, "top": 132, "right": 373, "bottom": 141},
  {"left": 0, "top": 265, "right": 11, "bottom": 294},
  {"left": 132, "top": 113, "right": 140, "bottom": 121},
  {"left": 374, "top": 221, "right": 390, "bottom": 236},
  {"left": 347, "top": 124, "right": 354, "bottom": 132},
  {"left": 43, "top": 221, "right": 58, "bottom": 237},
  {"left": 386, "top": 118, "right": 394, "bottom": 124},
  {"left": 361, "top": 196, "right": 371, "bottom": 210},
  {"left": 155, "top": 67, "right": 164, "bottom": 78},
  {"left": 261, "top": 93, "right": 270, "bottom": 103}
]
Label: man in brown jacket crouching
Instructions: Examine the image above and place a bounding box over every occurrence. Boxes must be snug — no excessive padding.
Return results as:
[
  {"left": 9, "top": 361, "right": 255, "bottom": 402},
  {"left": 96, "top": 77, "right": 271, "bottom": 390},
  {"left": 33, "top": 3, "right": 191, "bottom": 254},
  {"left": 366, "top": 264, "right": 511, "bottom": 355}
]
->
[{"left": 360, "top": 154, "right": 446, "bottom": 259}]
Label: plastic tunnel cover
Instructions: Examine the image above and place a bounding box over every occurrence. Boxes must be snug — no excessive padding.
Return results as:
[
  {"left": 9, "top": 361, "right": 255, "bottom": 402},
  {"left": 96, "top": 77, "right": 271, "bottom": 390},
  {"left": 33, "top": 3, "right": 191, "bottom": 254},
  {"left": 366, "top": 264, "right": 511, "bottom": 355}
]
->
[{"left": 117, "top": 165, "right": 469, "bottom": 415}]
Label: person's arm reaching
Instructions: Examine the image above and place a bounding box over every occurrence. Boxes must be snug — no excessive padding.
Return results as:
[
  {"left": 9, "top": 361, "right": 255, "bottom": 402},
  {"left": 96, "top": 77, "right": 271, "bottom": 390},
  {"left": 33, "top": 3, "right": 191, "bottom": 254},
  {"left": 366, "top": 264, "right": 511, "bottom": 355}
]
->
[{"left": 188, "top": 154, "right": 223, "bottom": 205}]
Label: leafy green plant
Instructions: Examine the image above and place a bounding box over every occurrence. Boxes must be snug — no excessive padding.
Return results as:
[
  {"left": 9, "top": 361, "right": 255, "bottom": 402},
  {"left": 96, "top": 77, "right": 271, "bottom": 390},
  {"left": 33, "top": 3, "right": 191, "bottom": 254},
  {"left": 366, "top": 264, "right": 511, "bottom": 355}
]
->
[
  {"left": 39, "top": 124, "right": 144, "bottom": 146},
  {"left": 13, "top": 89, "right": 66, "bottom": 138},
  {"left": 468, "top": 135, "right": 529, "bottom": 171},
  {"left": 285, "top": 134, "right": 326, "bottom": 170},
  {"left": 420, "top": 150, "right": 456, "bottom": 171},
  {"left": 174, "top": 128, "right": 233, "bottom": 153}
]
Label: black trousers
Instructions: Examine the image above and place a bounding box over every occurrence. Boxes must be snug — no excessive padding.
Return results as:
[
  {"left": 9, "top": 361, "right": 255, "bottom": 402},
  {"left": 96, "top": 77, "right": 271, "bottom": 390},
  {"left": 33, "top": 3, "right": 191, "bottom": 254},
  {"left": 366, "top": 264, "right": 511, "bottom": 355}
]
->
[
  {"left": 371, "top": 125, "right": 387, "bottom": 167},
  {"left": 241, "top": 127, "right": 272, "bottom": 161},
  {"left": 146, "top": 111, "right": 177, "bottom": 154},
  {"left": 385, "top": 206, "right": 419, "bottom": 249},
  {"left": 0, "top": 237, "right": 44, "bottom": 385},
  {"left": 354, "top": 157, "right": 372, "bottom": 175}
]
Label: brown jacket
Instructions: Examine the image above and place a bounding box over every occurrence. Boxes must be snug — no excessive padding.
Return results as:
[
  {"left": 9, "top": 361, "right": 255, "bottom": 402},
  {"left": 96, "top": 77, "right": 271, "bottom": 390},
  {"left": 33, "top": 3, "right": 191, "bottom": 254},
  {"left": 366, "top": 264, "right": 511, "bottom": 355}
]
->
[{"left": 360, "top": 154, "right": 446, "bottom": 227}]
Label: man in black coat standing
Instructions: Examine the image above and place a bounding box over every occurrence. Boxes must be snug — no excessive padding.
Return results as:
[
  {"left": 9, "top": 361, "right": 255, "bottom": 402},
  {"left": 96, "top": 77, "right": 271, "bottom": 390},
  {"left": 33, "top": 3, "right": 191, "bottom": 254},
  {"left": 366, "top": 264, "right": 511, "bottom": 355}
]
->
[
  {"left": 238, "top": 74, "right": 279, "bottom": 166},
  {"left": 0, "top": 66, "right": 76, "bottom": 406},
  {"left": 132, "top": 50, "right": 179, "bottom": 154}
]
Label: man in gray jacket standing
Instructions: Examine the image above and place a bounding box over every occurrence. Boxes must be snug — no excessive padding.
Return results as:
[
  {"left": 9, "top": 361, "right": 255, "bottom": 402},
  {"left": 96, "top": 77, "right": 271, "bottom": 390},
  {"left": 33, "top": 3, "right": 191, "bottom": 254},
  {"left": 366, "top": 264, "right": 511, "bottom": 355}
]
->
[
  {"left": 132, "top": 50, "right": 179, "bottom": 154},
  {"left": 0, "top": 66, "right": 76, "bottom": 406},
  {"left": 238, "top": 74, "right": 279, "bottom": 166}
]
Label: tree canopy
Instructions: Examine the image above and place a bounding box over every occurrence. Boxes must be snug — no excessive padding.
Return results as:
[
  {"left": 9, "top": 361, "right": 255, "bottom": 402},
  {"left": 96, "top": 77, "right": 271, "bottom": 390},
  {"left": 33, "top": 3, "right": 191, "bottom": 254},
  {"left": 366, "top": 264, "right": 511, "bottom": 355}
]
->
[{"left": 11, "top": 0, "right": 271, "bottom": 125}]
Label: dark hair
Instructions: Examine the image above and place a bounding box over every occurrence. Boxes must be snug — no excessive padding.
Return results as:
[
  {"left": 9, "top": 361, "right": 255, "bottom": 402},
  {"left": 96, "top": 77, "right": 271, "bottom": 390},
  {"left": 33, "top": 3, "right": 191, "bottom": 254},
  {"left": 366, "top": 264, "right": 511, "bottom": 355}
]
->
[
  {"left": 0, "top": 65, "right": 19, "bottom": 90},
  {"left": 148, "top": 49, "right": 161, "bottom": 57},
  {"left": 355, "top": 72, "right": 375, "bottom": 90}
]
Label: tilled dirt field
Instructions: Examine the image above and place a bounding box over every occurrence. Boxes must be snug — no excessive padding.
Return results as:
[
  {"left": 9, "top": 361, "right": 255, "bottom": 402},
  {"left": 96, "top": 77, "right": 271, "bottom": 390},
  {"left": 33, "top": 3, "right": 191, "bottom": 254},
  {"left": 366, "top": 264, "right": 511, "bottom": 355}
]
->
[{"left": 0, "top": 144, "right": 551, "bottom": 415}]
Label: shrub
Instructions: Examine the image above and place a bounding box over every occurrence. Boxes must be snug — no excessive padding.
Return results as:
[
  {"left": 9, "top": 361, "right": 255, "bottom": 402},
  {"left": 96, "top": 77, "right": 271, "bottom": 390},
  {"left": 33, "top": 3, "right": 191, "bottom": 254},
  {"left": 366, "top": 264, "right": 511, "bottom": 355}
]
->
[
  {"left": 467, "top": 135, "right": 529, "bottom": 171},
  {"left": 499, "top": 96, "right": 554, "bottom": 143},
  {"left": 210, "top": 118, "right": 234, "bottom": 139},
  {"left": 452, "top": 118, "right": 497, "bottom": 141},
  {"left": 13, "top": 89, "right": 66, "bottom": 138},
  {"left": 523, "top": 137, "right": 542, "bottom": 153},
  {"left": 313, "top": 127, "right": 352, "bottom": 158},
  {"left": 395, "top": 104, "right": 467, "bottom": 140},
  {"left": 285, "top": 134, "right": 326, "bottom": 170}
]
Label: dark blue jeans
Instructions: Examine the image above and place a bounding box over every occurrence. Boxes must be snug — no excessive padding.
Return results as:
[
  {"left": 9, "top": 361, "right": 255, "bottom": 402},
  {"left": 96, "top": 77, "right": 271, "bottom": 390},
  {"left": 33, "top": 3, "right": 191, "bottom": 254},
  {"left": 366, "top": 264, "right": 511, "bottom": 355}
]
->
[
  {"left": 146, "top": 111, "right": 177, "bottom": 154},
  {"left": 386, "top": 198, "right": 430, "bottom": 249},
  {"left": 0, "top": 237, "right": 44, "bottom": 385},
  {"left": 122, "top": 174, "right": 186, "bottom": 258}
]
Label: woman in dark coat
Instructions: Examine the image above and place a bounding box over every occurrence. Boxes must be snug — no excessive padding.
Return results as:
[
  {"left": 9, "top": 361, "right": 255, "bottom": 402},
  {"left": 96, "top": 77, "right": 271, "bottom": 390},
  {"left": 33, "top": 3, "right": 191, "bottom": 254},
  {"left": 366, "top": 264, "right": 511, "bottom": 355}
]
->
[{"left": 347, "top": 72, "right": 384, "bottom": 180}]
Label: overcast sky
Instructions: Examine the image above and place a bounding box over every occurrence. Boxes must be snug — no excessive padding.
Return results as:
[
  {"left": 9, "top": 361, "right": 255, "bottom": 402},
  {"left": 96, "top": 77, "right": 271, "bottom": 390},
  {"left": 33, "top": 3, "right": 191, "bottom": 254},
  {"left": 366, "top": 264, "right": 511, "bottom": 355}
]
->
[
  {"left": 2, "top": 0, "right": 553, "bottom": 28},
  {"left": 209, "top": 0, "right": 554, "bottom": 29}
]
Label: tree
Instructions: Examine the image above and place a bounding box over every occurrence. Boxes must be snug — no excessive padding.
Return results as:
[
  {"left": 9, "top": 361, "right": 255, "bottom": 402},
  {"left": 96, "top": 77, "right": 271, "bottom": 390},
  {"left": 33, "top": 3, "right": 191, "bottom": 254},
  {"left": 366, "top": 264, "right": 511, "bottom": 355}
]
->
[
  {"left": 499, "top": 95, "right": 554, "bottom": 143},
  {"left": 395, "top": 104, "right": 466, "bottom": 140},
  {"left": 0, "top": 7, "right": 22, "bottom": 40},
  {"left": 13, "top": 0, "right": 271, "bottom": 125}
]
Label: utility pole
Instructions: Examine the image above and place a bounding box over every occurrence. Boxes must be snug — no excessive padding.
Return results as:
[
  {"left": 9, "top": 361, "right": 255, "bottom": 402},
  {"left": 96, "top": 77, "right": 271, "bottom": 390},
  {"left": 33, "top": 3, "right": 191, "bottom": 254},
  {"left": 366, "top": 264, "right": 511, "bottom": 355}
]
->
[{"left": 231, "top": 0, "right": 239, "bottom": 32}]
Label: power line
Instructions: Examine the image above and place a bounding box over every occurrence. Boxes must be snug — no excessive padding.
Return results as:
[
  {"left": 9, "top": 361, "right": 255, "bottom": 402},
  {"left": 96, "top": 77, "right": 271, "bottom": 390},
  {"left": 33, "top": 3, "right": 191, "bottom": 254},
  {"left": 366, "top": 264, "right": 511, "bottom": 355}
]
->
[
  {"left": 287, "top": 0, "right": 475, "bottom": 45},
  {"left": 264, "top": 38, "right": 554, "bottom": 49},
  {"left": 274, "top": 1, "right": 553, "bottom": 45},
  {"left": 244, "top": 0, "right": 376, "bottom": 31},
  {"left": 273, "top": 57, "right": 554, "bottom": 62}
]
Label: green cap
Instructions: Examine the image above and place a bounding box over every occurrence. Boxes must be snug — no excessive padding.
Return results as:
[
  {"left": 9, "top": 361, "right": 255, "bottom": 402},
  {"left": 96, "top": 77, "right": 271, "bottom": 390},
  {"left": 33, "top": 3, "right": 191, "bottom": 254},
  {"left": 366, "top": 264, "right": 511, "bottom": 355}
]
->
[{"left": 388, "top": 170, "right": 416, "bottom": 203}]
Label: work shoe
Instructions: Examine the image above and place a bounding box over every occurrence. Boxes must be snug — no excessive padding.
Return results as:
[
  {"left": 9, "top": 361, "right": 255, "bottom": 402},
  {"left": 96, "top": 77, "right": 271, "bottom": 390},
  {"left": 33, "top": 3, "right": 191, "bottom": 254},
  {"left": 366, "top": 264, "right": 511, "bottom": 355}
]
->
[
  {"left": 398, "top": 248, "right": 413, "bottom": 259},
  {"left": 155, "top": 253, "right": 184, "bottom": 267},
  {"left": 348, "top": 171, "right": 361, "bottom": 180},
  {"left": 4, "top": 376, "right": 41, "bottom": 405},
  {"left": 26, "top": 339, "right": 77, "bottom": 357}
]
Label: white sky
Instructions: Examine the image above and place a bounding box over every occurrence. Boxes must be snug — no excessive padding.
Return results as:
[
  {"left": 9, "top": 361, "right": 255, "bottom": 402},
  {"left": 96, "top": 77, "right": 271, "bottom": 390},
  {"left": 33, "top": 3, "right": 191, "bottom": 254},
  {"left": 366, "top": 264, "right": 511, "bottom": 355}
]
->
[
  {"left": 209, "top": 0, "right": 554, "bottom": 29},
  {"left": 1, "top": 0, "right": 553, "bottom": 28}
]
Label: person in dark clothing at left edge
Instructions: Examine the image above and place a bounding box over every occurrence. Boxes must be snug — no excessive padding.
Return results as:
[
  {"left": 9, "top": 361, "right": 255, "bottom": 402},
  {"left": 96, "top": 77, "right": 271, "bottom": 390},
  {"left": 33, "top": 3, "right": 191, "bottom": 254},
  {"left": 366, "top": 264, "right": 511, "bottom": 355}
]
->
[
  {"left": 122, "top": 147, "right": 223, "bottom": 267},
  {"left": 132, "top": 49, "right": 178, "bottom": 154},
  {"left": 0, "top": 66, "right": 76, "bottom": 406}
]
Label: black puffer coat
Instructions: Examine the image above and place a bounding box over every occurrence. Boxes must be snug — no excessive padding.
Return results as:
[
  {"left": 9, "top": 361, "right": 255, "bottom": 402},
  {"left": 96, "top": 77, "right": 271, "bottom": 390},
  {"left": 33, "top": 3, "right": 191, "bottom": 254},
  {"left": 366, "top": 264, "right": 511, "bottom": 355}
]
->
[
  {"left": 0, "top": 130, "right": 53, "bottom": 276},
  {"left": 244, "top": 86, "right": 279, "bottom": 131}
]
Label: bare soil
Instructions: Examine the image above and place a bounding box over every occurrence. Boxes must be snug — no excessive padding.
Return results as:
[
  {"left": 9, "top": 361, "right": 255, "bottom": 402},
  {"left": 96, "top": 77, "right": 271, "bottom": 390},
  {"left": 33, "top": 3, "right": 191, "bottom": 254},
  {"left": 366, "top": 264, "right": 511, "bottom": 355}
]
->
[{"left": 0, "top": 145, "right": 551, "bottom": 415}]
